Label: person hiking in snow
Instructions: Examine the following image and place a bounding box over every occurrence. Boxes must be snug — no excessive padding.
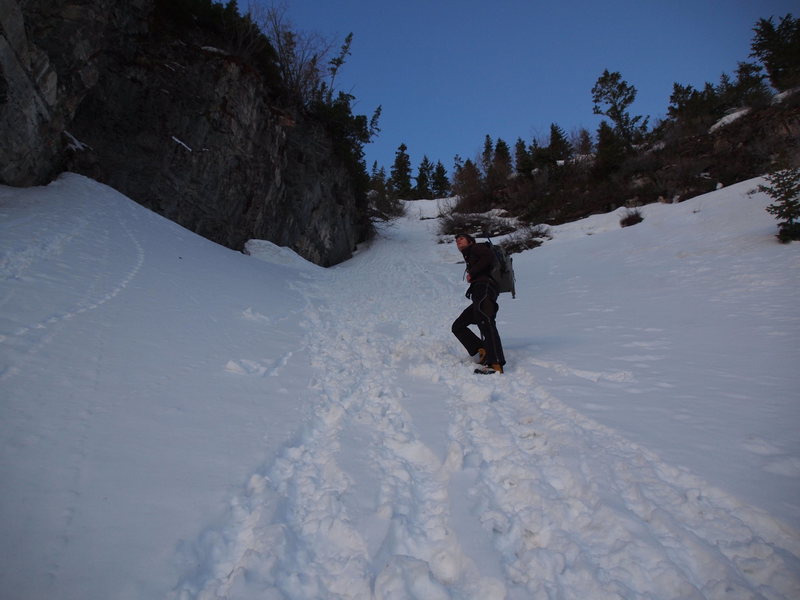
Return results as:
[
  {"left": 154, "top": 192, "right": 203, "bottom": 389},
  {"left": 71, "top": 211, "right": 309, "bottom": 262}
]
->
[{"left": 451, "top": 233, "right": 506, "bottom": 374}]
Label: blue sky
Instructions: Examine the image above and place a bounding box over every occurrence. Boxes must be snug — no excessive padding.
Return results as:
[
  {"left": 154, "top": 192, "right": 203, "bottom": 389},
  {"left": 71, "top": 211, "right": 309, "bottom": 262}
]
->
[{"left": 255, "top": 1, "right": 796, "bottom": 174}]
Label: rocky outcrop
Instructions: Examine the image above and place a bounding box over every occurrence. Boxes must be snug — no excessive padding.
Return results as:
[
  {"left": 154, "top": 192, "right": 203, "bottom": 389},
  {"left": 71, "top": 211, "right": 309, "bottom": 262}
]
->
[
  {"left": 0, "top": 0, "right": 368, "bottom": 266},
  {"left": 0, "top": 0, "right": 150, "bottom": 184}
]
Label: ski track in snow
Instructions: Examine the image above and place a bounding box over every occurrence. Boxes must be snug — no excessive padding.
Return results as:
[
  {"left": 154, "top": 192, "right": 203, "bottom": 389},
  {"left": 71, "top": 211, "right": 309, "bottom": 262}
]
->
[{"left": 172, "top": 214, "right": 800, "bottom": 599}]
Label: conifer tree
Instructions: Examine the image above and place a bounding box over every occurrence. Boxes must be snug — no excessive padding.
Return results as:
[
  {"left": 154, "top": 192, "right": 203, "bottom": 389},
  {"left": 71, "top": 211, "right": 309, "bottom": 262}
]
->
[
  {"left": 593, "top": 121, "right": 626, "bottom": 179},
  {"left": 727, "top": 61, "right": 772, "bottom": 108},
  {"left": 592, "top": 70, "right": 649, "bottom": 148},
  {"left": 529, "top": 138, "right": 551, "bottom": 171},
  {"left": 751, "top": 14, "right": 800, "bottom": 91},
  {"left": 452, "top": 158, "right": 484, "bottom": 212},
  {"left": 668, "top": 60, "right": 770, "bottom": 133},
  {"left": 494, "top": 139, "right": 512, "bottom": 168},
  {"left": 759, "top": 167, "right": 800, "bottom": 242},
  {"left": 325, "top": 32, "right": 353, "bottom": 102},
  {"left": 414, "top": 156, "right": 433, "bottom": 199},
  {"left": 368, "top": 162, "right": 402, "bottom": 219},
  {"left": 548, "top": 123, "right": 572, "bottom": 163},
  {"left": 514, "top": 138, "right": 533, "bottom": 176},
  {"left": 487, "top": 138, "right": 512, "bottom": 194},
  {"left": 224, "top": 0, "right": 239, "bottom": 19},
  {"left": 389, "top": 143, "right": 413, "bottom": 199},
  {"left": 571, "top": 128, "right": 593, "bottom": 156},
  {"left": 432, "top": 161, "right": 451, "bottom": 197},
  {"left": 481, "top": 135, "right": 494, "bottom": 175},
  {"left": 369, "top": 161, "right": 387, "bottom": 196}
]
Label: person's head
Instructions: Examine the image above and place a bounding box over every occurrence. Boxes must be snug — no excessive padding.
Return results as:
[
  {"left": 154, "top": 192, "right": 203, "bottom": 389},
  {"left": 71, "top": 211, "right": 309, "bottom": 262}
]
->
[{"left": 455, "top": 233, "right": 475, "bottom": 251}]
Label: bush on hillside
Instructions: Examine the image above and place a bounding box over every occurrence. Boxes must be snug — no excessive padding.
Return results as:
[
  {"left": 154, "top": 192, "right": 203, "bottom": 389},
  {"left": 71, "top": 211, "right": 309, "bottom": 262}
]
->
[
  {"left": 620, "top": 208, "right": 644, "bottom": 227},
  {"left": 438, "top": 211, "right": 516, "bottom": 239},
  {"left": 503, "top": 225, "right": 552, "bottom": 253}
]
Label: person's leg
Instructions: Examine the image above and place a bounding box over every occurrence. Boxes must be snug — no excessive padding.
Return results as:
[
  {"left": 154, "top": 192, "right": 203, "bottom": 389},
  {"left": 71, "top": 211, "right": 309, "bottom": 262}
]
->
[
  {"left": 474, "top": 288, "right": 505, "bottom": 366},
  {"left": 483, "top": 316, "right": 505, "bottom": 366},
  {"left": 451, "top": 305, "right": 483, "bottom": 356}
]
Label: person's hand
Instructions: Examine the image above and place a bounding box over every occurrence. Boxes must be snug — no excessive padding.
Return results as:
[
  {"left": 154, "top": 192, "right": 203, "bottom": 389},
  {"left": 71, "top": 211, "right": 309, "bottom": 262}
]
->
[{"left": 466, "top": 273, "right": 472, "bottom": 282}]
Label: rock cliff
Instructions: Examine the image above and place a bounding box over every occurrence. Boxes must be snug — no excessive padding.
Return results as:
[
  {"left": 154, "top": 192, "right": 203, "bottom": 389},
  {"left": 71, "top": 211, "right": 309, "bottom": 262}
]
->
[{"left": 0, "top": 0, "right": 369, "bottom": 266}]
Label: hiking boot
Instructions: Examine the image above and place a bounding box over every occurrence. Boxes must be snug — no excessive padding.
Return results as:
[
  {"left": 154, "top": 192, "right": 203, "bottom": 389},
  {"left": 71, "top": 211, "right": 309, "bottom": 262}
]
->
[
  {"left": 476, "top": 348, "right": 487, "bottom": 364},
  {"left": 474, "top": 363, "right": 504, "bottom": 375}
]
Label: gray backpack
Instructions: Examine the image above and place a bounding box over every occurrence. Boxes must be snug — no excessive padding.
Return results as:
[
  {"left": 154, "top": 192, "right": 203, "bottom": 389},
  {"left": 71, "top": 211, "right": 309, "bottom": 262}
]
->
[{"left": 484, "top": 239, "right": 516, "bottom": 298}]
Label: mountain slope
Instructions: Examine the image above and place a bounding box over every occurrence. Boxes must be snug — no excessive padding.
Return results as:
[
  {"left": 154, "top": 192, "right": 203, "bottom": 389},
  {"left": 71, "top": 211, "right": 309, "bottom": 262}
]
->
[{"left": 1, "top": 173, "right": 798, "bottom": 599}]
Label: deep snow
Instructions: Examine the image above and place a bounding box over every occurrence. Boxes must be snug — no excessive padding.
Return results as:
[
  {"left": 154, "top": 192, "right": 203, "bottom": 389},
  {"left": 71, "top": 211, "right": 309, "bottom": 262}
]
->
[{"left": 0, "top": 173, "right": 798, "bottom": 599}]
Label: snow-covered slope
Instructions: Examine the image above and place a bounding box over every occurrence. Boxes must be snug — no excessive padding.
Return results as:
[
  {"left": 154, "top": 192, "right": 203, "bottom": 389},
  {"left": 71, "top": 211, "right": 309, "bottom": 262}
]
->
[{"left": 1, "top": 173, "right": 798, "bottom": 599}]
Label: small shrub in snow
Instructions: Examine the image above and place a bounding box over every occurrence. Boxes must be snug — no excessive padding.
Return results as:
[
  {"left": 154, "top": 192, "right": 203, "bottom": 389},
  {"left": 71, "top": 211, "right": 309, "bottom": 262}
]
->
[
  {"left": 620, "top": 208, "right": 644, "bottom": 228},
  {"left": 758, "top": 167, "right": 800, "bottom": 242},
  {"left": 433, "top": 197, "right": 457, "bottom": 219},
  {"left": 368, "top": 189, "right": 405, "bottom": 221},
  {"left": 503, "top": 225, "right": 552, "bottom": 253},
  {"left": 438, "top": 211, "right": 515, "bottom": 238}
]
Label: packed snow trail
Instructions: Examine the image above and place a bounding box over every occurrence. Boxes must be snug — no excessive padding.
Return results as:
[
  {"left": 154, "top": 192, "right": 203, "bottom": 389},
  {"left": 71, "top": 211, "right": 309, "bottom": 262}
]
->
[{"left": 173, "top": 202, "right": 800, "bottom": 599}]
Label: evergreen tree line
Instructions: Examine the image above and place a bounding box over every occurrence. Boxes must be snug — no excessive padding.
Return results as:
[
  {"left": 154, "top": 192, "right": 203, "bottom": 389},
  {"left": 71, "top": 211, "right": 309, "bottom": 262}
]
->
[
  {"left": 371, "top": 145, "right": 452, "bottom": 200},
  {"left": 374, "top": 14, "right": 799, "bottom": 225}
]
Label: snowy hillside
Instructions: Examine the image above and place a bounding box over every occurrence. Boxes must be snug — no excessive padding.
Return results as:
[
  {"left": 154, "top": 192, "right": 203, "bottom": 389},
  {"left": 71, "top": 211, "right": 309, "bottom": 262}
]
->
[{"left": 1, "top": 173, "right": 798, "bottom": 599}]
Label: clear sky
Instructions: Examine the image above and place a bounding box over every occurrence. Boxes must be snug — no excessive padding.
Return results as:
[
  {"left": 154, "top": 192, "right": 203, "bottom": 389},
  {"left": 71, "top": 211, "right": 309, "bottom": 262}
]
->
[{"left": 253, "top": 1, "right": 796, "bottom": 174}]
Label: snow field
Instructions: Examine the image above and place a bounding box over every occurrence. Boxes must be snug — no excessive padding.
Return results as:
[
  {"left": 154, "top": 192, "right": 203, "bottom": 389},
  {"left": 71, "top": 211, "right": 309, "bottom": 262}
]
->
[
  {"left": 1, "top": 174, "right": 798, "bottom": 598},
  {"left": 173, "top": 194, "right": 798, "bottom": 598}
]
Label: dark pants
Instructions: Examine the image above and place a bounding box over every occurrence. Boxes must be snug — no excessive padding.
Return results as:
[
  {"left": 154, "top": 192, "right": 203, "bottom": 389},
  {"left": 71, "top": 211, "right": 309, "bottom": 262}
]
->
[{"left": 451, "top": 282, "right": 506, "bottom": 366}]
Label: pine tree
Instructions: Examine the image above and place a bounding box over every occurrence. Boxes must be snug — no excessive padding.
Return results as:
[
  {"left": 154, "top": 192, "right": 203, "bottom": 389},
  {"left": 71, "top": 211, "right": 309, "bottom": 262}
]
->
[
  {"left": 514, "top": 138, "right": 533, "bottom": 176},
  {"left": 481, "top": 135, "right": 494, "bottom": 175},
  {"left": 750, "top": 14, "right": 800, "bottom": 91},
  {"left": 529, "top": 138, "right": 551, "bottom": 171},
  {"left": 432, "top": 161, "right": 451, "bottom": 197},
  {"left": 487, "top": 138, "right": 512, "bottom": 196},
  {"left": 369, "top": 160, "right": 386, "bottom": 185},
  {"left": 668, "top": 59, "right": 771, "bottom": 133},
  {"left": 592, "top": 70, "right": 649, "bottom": 148},
  {"left": 548, "top": 123, "right": 572, "bottom": 163},
  {"left": 667, "top": 81, "right": 723, "bottom": 128},
  {"left": 414, "top": 156, "right": 433, "bottom": 199},
  {"left": 224, "top": 0, "right": 239, "bottom": 18},
  {"left": 571, "top": 128, "right": 593, "bottom": 157},
  {"left": 494, "top": 139, "right": 512, "bottom": 168},
  {"left": 369, "top": 162, "right": 400, "bottom": 219},
  {"left": 728, "top": 61, "right": 772, "bottom": 108},
  {"left": 759, "top": 167, "right": 800, "bottom": 242},
  {"left": 326, "top": 32, "right": 353, "bottom": 102},
  {"left": 452, "top": 158, "right": 484, "bottom": 212},
  {"left": 389, "top": 143, "right": 413, "bottom": 199},
  {"left": 593, "top": 121, "right": 626, "bottom": 179}
]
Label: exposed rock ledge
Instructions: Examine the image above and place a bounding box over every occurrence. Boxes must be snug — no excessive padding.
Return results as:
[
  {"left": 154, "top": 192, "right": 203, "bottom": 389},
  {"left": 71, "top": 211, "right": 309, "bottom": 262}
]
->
[{"left": 0, "top": 0, "right": 368, "bottom": 266}]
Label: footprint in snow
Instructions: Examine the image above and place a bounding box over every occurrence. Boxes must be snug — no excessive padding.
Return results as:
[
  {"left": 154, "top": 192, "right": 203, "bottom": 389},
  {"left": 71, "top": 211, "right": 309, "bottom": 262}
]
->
[{"left": 224, "top": 354, "right": 292, "bottom": 377}]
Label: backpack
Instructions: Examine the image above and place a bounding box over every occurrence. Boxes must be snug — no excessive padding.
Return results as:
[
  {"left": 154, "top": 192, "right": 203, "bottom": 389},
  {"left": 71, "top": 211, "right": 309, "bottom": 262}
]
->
[{"left": 484, "top": 239, "right": 516, "bottom": 298}]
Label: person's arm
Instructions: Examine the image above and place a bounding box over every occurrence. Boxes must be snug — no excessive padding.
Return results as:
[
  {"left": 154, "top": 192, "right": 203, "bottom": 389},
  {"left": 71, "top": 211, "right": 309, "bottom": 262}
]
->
[{"left": 467, "top": 244, "right": 493, "bottom": 279}]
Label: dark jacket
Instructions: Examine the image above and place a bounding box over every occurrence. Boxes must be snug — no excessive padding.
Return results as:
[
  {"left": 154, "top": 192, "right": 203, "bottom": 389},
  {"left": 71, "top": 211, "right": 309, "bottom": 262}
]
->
[{"left": 461, "top": 242, "right": 495, "bottom": 286}]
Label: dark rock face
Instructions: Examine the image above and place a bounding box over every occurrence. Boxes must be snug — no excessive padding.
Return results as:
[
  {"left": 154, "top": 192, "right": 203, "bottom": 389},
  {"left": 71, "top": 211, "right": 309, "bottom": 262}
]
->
[
  {"left": 1, "top": 0, "right": 150, "bottom": 184},
  {"left": 1, "top": 0, "right": 367, "bottom": 266}
]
